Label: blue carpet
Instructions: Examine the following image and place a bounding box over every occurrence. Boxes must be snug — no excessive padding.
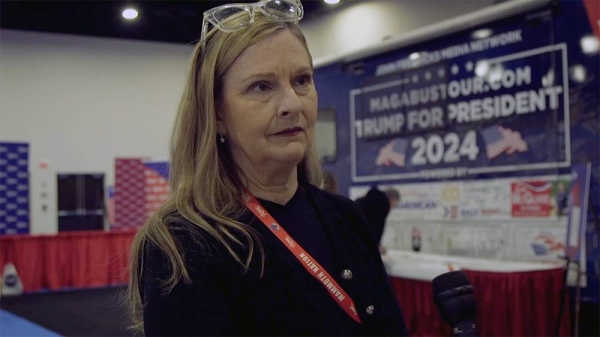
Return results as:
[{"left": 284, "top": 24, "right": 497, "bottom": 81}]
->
[
  {"left": 0, "top": 287, "right": 130, "bottom": 336},
  {"left": 0, "top": 309, "right": 62, "bottom": 337}
]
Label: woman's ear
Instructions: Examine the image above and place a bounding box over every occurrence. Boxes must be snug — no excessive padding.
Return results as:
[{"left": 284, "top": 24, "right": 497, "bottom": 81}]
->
[{"left": 216, "top": 111, "right": 227, "bottom": 136}]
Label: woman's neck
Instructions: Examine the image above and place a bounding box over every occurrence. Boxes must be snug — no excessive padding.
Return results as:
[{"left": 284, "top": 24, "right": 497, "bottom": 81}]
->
[{"left": 242, "top": 166, "right": 299, "bottom": 205}]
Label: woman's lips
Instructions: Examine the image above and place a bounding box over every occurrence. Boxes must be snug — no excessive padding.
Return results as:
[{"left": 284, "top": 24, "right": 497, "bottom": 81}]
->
[{"left": 273, "top": 126, "right": 303, "bottom": 136}]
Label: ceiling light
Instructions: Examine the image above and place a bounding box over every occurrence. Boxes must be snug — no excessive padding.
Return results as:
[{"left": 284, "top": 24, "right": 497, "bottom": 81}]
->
[
  {"left": 122, "top": 8, "right": 139, "bottom": 20},
  {"left": 475, "top": 61, "right": 489, "bottom": 77},
  {"left": 569, "top": 65, "right": 587, "bottom": 83},
  {"left": 471, "top": 29, "right": 492, "bottom": 39},
  {"left": 580, "top": 35, "right": 599, "bottom": 54},
  {"left": 324, "top": 0, "right": 340, "bottom": 4},
  {"left": 487, "top": 65, "right": 503, "bottom": 84}
]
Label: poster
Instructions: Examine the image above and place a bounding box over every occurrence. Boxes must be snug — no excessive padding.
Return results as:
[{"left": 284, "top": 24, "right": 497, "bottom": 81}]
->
[
  {"left": 460, "top": 179, "right": 511, "bottom": 219},
  {"left": 511, "top": 180, "right": 553, "bottom": 217},
  {"left": 351, "top": 174, "right": 567, "bottom": 222},
  {"left": 350, "top": 38, "right": 570, "bottom": 182}
]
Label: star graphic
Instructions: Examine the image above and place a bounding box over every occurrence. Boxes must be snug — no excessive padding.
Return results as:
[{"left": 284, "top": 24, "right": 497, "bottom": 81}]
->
[
  {"left": 438, "top": 68, "right": 445, "bottom": 78},
  {"left": 412, "top": 74, "right": 419, "bottom": 83},
  {"left": 424, "top": 72, "right": 432, "bottom": 80},
  {"left": 465, "top": 61, "right": 474, "bottom": 72},
  {"left": 451, "top": 64, "right": 459, "bottom": 75}
]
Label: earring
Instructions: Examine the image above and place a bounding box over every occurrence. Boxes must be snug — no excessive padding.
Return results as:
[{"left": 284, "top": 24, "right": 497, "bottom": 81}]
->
[{"left": 219, "top": 134, "right": 225, "bottom": 143}]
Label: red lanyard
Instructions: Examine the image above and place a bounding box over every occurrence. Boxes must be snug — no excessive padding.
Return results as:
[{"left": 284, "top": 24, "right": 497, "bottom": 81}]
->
[{"left": 243, "top": 192, "right": 362, "bottom": 324}]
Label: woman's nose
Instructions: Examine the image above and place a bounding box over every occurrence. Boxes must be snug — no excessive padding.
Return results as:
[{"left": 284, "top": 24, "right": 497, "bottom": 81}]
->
[{"left": 277, "top": 86, "right": 303, "bottom": 118}]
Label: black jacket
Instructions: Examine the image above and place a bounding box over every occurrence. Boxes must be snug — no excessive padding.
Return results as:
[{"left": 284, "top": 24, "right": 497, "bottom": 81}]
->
[
  {"left": 142, "top": 184, "right": 408, "bottom": 336},
  {"left": 355, "top": 187, "right": 391, "bottom": 245}
]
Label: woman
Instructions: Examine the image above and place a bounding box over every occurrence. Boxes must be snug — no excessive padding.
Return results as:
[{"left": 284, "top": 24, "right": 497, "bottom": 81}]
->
[{"left": 128, "top": 0, "right": 408, "bottom": 335}]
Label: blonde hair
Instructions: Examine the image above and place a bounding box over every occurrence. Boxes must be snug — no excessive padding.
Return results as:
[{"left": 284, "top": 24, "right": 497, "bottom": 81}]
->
[
  {"left": 127, "top": 13, "right": 323, "bottom": 331},
  {"left": 322, "top": 170, "right": 338, "bottom": 194}
]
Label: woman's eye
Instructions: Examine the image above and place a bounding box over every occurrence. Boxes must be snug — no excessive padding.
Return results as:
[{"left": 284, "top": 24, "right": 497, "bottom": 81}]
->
[
  {"left": 295, "top": 74, "right": 313, "bottom": 86},
  {"left": 250, "top": 82, "right": 272, "bottom": 92}
]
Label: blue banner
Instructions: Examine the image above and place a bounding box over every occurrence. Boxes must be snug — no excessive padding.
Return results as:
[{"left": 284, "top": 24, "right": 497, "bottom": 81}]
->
[
  {"left": 0, "top": 142, "right": 30, "bottom": 235},
  {"left": 351, "top": 42, "right": 569, "bottom": 182}
]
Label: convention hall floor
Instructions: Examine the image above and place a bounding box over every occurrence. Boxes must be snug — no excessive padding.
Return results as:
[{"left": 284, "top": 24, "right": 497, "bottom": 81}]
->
[{"left": 0, "top": 286, "right": 130, "bottom": 336}]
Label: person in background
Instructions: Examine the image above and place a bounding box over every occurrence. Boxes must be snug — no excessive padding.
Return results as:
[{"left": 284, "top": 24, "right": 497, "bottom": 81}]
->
[
  {"left": 127, "top": 1, "right": 408, "bottom": 336},
  {"left": 355, "top": 186, "right": 401, "bottom": 253},
  {"left": 555, "top": 181, "right": 569, "bottom": 216}
]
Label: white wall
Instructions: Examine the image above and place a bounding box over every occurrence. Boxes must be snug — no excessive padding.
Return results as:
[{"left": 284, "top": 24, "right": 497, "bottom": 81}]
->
[
  {"left": 0, "top": 30, "right": 194, "bottom": 234},
  {"left": 0, "top": 1, "right": 498, "bottom": 234},
  {"left": 301, "top": 0, "right": 495, "bottom": 60}
]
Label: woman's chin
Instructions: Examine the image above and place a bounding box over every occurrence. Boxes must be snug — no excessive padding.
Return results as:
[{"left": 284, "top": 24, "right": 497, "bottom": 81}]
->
[{"left": 270, "top": 147, "right": 307, "bottom": 165}]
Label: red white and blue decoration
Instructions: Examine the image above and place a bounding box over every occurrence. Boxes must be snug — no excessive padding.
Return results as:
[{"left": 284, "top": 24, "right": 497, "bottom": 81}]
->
[
  {"left": 0, "top": 142, "right": 29, "bottom": 235},
  {"left": 112, "top": 158, "right": 169, "bottom": 230}
]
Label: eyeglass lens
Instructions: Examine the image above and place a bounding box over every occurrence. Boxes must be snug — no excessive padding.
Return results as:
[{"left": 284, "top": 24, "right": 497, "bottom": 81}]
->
[
  {"left": 212, "top": 0, "right": 300, "bottom": 30},
  {"left": 212, "top": 7, "right": 251, "bottom": 30},
  {"left": 263, "top": 1, "right": 299, "bottom": 18}
]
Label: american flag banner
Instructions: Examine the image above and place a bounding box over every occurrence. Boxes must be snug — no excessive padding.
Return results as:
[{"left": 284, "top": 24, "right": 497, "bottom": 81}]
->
[
  {"left": 482, "top": 125, "right": 528, "bottom": 159},
  {"left": 0, "top": 142, "right": 29, "bottom": 235},
  {"left": 113, "top": 158, "right": 170, "bottom": 230},
  {"left": 114, "top": 158, "right": 147, "bottom": 229},
  {"left": 143, "top": 161, "right": 170, "bottom": 216},
  {"left": 376, "top": 138, "right": 408, "bottom": 167}
]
